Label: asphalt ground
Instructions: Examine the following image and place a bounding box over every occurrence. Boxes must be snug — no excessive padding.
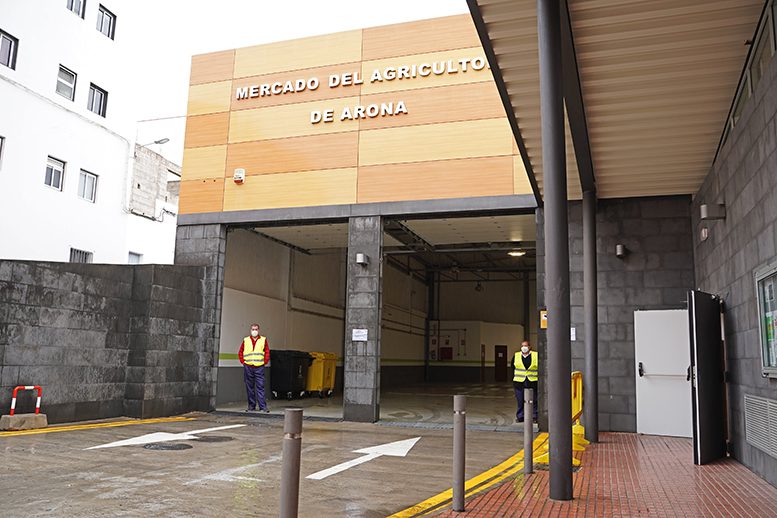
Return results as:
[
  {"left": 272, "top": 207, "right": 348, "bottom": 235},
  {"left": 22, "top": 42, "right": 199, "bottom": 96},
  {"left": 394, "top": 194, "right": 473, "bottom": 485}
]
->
[{"left": 0, "top": 412, "right": 521, "bottom": 517}]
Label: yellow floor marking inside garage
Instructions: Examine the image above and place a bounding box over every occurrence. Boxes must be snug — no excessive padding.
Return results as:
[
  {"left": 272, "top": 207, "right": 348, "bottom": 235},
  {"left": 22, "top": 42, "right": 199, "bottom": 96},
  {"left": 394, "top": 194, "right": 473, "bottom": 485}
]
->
[
  {"left": 0, "top": 416, "right": 193, "bottom": 437},
  {"left": 389, "top": 433, "right": 550, "bottom": 517}
]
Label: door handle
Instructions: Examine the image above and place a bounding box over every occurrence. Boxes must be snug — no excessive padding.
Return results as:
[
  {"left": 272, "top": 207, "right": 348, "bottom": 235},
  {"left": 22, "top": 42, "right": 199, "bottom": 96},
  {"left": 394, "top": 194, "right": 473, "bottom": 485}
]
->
[
  {"left": 638, "top": 362, "right": 644, "bottom": 377},
  {"left": 687, "top": 366, "right": 691, "bottom": 382}
]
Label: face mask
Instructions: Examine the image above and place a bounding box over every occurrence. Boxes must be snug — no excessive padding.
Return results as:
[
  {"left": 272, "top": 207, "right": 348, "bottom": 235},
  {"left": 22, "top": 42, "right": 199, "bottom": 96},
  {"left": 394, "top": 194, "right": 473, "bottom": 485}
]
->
[
  {"left": 251, "top": 330, "right": 259, "bottom": 337},
  {"left": 521, "top": 346, "right": 529, "bottom": 354}
]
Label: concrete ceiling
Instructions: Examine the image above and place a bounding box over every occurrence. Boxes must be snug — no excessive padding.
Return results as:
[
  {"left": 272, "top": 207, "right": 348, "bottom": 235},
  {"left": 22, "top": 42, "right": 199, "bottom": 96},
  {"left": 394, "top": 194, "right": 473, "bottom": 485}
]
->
[
  {"left": 471, "top": 0, "right": 763, "bottom": 199},
  {"left": 254, "top": 214, "right": 536, "bottom": 251}
]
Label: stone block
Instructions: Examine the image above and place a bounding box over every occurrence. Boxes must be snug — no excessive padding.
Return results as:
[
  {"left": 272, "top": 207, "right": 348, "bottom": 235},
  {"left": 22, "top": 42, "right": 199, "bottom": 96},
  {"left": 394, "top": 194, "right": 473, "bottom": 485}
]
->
[{"left": 0, "top": 413, "right": 48, "bottom": 431}]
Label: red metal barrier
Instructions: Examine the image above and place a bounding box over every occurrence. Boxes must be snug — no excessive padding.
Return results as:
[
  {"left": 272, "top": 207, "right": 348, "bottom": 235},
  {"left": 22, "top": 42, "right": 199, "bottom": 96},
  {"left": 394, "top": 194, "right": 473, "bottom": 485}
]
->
[{"left": 10, "top": 385, "right": 42, "bottom": 416}]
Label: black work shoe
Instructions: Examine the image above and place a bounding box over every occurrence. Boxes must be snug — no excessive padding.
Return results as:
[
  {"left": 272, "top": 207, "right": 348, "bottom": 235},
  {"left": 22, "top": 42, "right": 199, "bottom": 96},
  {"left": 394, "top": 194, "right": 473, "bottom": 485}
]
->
[
  {"left": 516, "top": 417, "right": 524, "bottom": 423},
  {"left": 245, "top": 407, "right": 256, "bottom": 412},
  {"left": 262, "top": 408, "right": 270, "bottom": 413}
]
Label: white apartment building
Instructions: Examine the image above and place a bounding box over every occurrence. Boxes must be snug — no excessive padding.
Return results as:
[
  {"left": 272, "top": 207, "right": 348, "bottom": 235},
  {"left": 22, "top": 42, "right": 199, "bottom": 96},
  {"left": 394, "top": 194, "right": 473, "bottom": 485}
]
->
[{"left": 0, "top": 0, "right": 177, "bottom": 264}]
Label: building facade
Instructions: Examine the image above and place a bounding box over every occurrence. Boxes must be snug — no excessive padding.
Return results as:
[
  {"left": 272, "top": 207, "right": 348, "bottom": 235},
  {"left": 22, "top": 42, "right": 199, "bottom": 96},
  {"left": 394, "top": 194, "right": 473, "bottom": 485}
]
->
[
  {"left": 175, "top": 7, "right": 777, "bottom": 488},
  {"left": 0, "top": 1, "right": 177, "bottom": 264}
]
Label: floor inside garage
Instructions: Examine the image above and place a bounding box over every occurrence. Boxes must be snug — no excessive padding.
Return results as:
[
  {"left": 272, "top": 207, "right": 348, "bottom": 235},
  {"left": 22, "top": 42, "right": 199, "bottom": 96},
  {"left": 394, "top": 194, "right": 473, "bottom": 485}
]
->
[{"left": 215, "top": 213, "right": 539, "bottom": 429}]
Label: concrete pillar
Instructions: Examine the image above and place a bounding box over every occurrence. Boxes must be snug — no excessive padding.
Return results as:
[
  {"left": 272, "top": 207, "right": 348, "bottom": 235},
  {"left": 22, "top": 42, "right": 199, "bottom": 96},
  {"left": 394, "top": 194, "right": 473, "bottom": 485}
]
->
[
  {"left": 583, "top": 190, "right": 599, "bottom": 442},
  {"left": 343, "top": 216, "right": 383, "bottom": 422},
  {"left": 538, "top": 0, "right": 573, "bottom": 501}
]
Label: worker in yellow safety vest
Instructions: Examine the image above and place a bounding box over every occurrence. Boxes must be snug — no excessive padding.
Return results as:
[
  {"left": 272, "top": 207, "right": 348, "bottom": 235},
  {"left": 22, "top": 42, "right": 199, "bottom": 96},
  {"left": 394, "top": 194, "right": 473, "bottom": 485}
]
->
[
  {"left": 239, "top": 323, "right": 271, "bottom": 412},
  {"left": 511, "top": 340, "right": 538, "bottom": 423}
]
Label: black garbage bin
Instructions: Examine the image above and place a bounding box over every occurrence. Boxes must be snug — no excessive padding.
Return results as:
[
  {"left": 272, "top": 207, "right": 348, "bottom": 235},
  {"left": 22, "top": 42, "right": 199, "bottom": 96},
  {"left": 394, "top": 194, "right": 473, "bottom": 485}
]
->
[{"left": 270, "top": 350, "right": 312, "bottom": 400}]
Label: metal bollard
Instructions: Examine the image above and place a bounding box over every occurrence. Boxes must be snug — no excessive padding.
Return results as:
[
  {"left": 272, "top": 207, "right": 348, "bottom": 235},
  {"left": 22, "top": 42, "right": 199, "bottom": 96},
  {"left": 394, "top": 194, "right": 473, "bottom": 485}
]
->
[
  {"left": 453, "top": 395, "right": 466, "bottom": 512},
  {"left": 524, "top": 388, "right": 533, "bottom": 475},
  {"left": 280, "top": 408, "right": 303, "bottom": 518}
]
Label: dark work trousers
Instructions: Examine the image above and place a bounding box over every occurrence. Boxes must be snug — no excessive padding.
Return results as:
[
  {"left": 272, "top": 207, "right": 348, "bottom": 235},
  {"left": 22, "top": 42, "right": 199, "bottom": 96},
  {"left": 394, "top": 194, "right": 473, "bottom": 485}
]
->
[
  {"left": 513, "top": 380, "right": 538, "bottom": 420},
  {"left": 244, "top": 364, "right": 267, "bottom": 410}
]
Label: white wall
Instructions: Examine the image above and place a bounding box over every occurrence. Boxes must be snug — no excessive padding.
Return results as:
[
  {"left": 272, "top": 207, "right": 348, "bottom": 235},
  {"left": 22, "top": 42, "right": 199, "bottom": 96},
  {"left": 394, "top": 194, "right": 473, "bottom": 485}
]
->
[
  {"left": 430, "top": 320, "right": 524, "bottom": 367},
  {"left": 382, "top": 264, "right": 427, "bottom": 366},
  {"left": 0, "top": 1, "right": 176, "bottom": 263}
]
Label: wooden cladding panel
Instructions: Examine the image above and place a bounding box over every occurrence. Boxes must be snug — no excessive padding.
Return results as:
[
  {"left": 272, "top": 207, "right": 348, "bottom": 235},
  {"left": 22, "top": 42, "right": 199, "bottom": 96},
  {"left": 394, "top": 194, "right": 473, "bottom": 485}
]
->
[
  {"left": 223, "top": 168, "right": 357, "bottom": 211},
  {"left": 357, "top": 156, "right": 514, "bottom": 203},
  {"left": 190, "top": 50, "right": 235, "bottom": 85},
  {"left": 360, "top": 47, "right": 490, "bottom": 95},
  {"left": 359, "top": 82, "right": 504, "bottom": 130},
  {"left": 513, "top": 156, "right": 533, "bottom": 195},
  {"left": 233, "top": 30, "right": 363, "bottom": 78},
  {"left": 231, "top": 62, "right": 363, "bottom": 111},
  {"left": 362, "top": 15, "right": 481, "bottom": 60},
  {"left": 179, "top": 178, "right": 225, "bottom": 214},
  {"left": 187, "top": 81, "right": 233, "bottom": 116},
  {"left": 184, "top": 112, "right": 230, "bottom": 149},
  {"left": 358, "top": 118, "right": 514, "bottom": 166},
  {"left": 226, "top": 132, "right": 358, "bottom": 176},
  {"left": 182, "top": 146, "right": 228, "bottom": 181},
  {"left": 229, "top": 97, "right": 359, "bottom": 142}
]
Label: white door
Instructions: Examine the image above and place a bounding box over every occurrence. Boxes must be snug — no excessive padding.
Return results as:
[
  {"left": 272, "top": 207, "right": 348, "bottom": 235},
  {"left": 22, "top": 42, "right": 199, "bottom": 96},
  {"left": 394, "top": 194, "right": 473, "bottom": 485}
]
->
[{"left": 634, "top": 309, "right": 692, "bottom": 437}]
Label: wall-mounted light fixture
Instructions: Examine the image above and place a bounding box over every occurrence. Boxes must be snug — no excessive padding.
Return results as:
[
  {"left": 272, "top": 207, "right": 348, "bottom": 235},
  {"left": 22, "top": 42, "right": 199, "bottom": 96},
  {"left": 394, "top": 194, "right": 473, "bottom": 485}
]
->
[
  {"left": 355, "top": 253, "right": 369, "bottom": 265},
  {"left": 475, "top": 281, "right": 484, "bottom": 292},
  {"left": 233, "top": 168, "right": 246, "bottom": 185},
  {"left": 700, "top": 203, "right": 726, "bottom": 221},
  {"left": 508, "top": 250, "right": 526, "bottom": 257},
  {"left": 615, "top": 244, "right": 628, "bottom": 259}
]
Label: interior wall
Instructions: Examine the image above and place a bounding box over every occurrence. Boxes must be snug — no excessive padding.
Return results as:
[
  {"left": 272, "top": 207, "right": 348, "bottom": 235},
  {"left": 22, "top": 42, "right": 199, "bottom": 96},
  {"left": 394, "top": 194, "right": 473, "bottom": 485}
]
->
[
  {"left": 381, "top": 261, "right": 427, "bottom": 387},
  {"left": 693, "top": 50, "right": 777, "bottom": 488}
]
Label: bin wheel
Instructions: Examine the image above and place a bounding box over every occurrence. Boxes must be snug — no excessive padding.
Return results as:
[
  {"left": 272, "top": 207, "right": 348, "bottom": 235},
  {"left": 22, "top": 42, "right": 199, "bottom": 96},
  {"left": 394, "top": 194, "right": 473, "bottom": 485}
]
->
[
  {"left": 327, "top": 390, "right": 333, "bottom": 397},
  {"left": 272, "top": 391, "right": 278, "bottom": 399},
  {"left": 286, "top": 392, "right": 293, "bottom": 400},
  {"left": 318, "top": 391, "right": 325, "bottom": 398}
]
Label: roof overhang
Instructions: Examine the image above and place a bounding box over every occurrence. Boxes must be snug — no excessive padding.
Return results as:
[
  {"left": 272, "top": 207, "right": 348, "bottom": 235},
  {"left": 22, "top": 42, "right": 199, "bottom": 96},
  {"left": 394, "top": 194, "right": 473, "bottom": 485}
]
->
[{"left": 468, "top": 0, "right": 764, "bottom": 201}]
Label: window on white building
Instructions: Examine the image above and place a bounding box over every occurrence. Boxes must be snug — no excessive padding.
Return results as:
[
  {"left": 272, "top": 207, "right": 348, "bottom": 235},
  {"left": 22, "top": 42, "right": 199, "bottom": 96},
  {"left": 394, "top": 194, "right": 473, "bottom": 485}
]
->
[
  {"left": 45, "top": 157, "right": 65, "bottom": 191},
  {"left": 78, "top": 170, "right": 97, "bottom": 202},
  {"left": 128, "top": 252, "right": 142, "bottom": 264},
  {"left": 0, "top": 29, "right": 18, "bottom": 70},
  {"left": 96, "top": 5, "right": 116, "bottom": 39},
  {"left": 66, "top": 0, "right": 86, "bottom": 18},
  {"left": 56, "top": 66, "right": 77, "bottom": 101},
  {"left": 69, "top": 248, "right": 93, "bottom": 263},
  {"left": 88, "top": 83, "right": 107, "bottom": 117}
]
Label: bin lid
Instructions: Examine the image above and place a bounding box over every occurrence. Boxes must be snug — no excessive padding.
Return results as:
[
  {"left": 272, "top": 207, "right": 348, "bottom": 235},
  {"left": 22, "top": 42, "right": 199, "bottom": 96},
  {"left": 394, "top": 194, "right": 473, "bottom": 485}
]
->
[{"left": 309, "top": 352, "right": 337, "bottom": 359}]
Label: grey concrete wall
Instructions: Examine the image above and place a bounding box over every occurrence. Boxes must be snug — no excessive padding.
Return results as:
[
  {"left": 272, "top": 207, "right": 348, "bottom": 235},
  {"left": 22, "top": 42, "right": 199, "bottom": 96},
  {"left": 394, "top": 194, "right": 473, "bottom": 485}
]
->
[
  {"left": 0, "top": 260, "right": 213, "bottom": 423},
  {"left": 693, "top": 52, "right": 777, "bottom": 487},
  {"left": 343, "top": 216, "right": 383, "bottom": 422},
  {"left": 537, "top": 196, "right": 695, "bottom": 432},
  {"left": 130, "top": 144, "right": 181, "bottom": 219}
]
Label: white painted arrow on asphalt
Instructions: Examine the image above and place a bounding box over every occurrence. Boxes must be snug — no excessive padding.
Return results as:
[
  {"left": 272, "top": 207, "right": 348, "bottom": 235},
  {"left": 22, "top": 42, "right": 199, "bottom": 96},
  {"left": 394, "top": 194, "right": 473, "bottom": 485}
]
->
[
  {"left": 306, "top": 437, "right": 421, "bottom": 480},
  {"left": 85, "top": 424, "right": 246, "bottom": 450}
]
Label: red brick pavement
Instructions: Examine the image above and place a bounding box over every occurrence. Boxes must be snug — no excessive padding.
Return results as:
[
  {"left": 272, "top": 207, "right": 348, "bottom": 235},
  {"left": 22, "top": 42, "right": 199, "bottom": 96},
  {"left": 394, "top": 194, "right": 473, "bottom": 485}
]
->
[{"left": 436, "top": 433, "right": 777, "bottom": 517}]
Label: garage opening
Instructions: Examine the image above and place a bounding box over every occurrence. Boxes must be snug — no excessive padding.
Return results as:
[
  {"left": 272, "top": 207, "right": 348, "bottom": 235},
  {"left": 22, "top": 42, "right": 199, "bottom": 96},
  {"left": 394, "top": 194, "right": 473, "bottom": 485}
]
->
[
  {"left": 215, "top": 223, "right": 350, "bottom": 420},
  {"left": 379, "top": 213, "right": 537, "bottom": 429},
  {"left": 214, "top": 213, "right": 537, "bottom": 428}
]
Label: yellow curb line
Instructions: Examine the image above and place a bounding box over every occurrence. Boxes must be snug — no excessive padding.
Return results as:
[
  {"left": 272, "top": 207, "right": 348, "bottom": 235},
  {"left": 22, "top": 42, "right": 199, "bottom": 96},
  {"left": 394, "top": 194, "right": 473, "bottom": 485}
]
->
[
  {"left": 0, "top": 416, "right": 194, "bottom": 437},
  {"left": 388, "top": 433, "right": 550, "bottom": 518}
]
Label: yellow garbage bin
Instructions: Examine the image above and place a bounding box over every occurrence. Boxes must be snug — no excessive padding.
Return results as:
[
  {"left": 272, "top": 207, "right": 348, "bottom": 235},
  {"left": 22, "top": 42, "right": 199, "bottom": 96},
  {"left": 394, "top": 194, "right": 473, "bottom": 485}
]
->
[{"left": 306, "top": 352, "right": 338, "bottom": 397}]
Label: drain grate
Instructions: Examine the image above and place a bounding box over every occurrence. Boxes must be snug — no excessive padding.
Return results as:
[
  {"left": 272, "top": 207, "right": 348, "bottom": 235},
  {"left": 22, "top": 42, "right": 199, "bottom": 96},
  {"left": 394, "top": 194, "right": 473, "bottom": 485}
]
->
[
  {"left": 144, "top": 442, "right": 193, "bottom": 451},
  {"left": 194, "top": 436, "right": 234, "bottom": 443}
]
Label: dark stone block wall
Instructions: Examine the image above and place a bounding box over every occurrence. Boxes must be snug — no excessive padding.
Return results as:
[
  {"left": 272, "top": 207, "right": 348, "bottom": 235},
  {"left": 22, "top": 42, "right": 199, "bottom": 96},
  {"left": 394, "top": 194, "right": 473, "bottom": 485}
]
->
[
  {"left": 537, "top": 196, "right": 695, "bottom": 432},
  {"left": 0, "top": 260, "right": 216, "bottom": 423},
  {"left": 693, "top": 50, "right": 777, "bottom": 487}
]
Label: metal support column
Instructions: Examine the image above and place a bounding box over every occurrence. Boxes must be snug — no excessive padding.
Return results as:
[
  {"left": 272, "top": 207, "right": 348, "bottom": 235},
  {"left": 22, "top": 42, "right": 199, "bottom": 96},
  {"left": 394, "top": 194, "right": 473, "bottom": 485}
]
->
[
  {"left": 538, "top": 0, "right": 573, "bottom": 501},
  {"left": 583, "top": 190, "right": 599, "bottom": 443}
]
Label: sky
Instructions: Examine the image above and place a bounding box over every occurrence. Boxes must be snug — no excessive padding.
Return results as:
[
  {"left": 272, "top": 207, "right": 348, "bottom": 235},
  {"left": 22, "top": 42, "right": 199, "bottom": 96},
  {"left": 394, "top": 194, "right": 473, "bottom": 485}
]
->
[{"left": 120, "top": 0, "right": 470, "bottom": 163}]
